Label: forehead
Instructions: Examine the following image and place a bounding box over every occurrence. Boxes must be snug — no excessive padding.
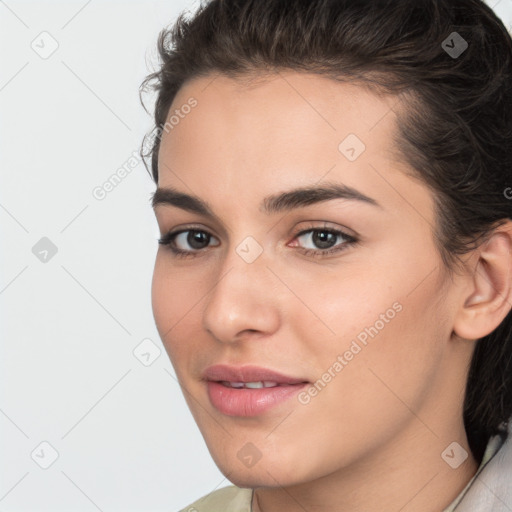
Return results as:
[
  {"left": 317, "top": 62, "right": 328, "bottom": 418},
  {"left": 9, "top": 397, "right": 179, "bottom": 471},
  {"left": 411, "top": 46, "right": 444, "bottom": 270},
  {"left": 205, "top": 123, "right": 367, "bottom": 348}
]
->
[
  {"left": 159, "top": 71, "right": 398, "bottom": 175},
  {"left": 163, "top": 71, "right": 398, "bottom": 152}
]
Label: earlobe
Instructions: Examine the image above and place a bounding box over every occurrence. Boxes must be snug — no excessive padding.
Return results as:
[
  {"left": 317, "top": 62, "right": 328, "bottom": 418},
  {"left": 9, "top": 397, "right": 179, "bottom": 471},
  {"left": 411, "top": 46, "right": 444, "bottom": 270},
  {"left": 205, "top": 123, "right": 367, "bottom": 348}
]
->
[{"left": 453, "top": 225, "right": 512, "bottom": 341}]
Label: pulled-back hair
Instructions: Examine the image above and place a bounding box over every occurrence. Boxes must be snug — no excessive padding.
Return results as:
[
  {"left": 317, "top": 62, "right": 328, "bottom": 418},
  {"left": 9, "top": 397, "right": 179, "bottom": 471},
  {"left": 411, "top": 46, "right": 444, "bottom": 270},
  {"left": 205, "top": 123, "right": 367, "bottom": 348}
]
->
[{"left": 139, "top": 0, "right": 512, "bottom": 463}]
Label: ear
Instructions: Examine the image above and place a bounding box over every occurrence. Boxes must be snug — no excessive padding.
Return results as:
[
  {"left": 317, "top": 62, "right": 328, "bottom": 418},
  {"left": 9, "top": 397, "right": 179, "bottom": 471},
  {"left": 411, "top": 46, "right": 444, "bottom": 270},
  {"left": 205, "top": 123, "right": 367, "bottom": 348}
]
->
[{"left": 453, "top": 221, "right": 512, "bottom": 341}]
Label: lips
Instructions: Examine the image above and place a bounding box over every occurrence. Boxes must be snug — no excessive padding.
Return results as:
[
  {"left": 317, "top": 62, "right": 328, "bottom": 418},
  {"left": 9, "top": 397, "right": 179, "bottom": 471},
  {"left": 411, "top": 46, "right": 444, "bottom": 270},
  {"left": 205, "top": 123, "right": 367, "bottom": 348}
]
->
[
  {"left": 202, "top": 364, "right": 309, "bottom": 385},
  {"left": 202, "top": 364, "right": 310, "bottom": 416}
]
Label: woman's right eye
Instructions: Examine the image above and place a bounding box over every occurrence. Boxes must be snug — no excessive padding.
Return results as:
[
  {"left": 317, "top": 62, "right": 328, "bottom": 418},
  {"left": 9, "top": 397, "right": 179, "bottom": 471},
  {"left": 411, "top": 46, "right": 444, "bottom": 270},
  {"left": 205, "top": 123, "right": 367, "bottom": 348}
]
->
[{"left": 158, "top": 229, "right": 220, "bottom": 258}]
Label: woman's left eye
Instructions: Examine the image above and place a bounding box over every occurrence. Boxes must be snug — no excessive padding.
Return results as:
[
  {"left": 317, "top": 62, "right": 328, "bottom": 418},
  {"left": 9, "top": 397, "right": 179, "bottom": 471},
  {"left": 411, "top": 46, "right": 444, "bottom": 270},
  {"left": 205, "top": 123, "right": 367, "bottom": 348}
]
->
[
  {"left": 158, "top": 226, "right": 358, "bottom": 259},
  {"left": 292, "top": 228, "right": 357, "bottom": 257}
]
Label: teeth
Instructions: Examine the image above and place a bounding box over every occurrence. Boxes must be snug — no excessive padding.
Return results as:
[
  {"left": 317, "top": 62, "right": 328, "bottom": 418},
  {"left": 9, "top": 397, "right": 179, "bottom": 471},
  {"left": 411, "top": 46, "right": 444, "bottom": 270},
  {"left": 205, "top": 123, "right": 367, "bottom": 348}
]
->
[
  {"left": 245, "top": 381, "right": 264, "bottom": 389},
  {"left": 227, "top": 381, "right": 245, "bottom": 388},
  {"left": 220, "top": 381, "right": 279, "bottom": 388}
]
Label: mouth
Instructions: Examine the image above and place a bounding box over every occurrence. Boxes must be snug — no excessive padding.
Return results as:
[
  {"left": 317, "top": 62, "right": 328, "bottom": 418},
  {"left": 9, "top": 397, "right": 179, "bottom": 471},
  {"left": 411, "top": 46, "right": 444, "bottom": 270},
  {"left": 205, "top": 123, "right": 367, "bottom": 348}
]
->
[{"left": 202, "top": 364, "right": 310, "bottom": 417}]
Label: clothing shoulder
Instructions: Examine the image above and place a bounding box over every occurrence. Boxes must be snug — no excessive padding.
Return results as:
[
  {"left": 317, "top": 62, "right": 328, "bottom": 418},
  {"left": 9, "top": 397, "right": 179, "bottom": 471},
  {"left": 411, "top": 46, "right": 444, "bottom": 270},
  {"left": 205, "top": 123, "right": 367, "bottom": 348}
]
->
[
  {"left": 454, "top": 418, "right": 512, "bottom": 511},
  {"left": 178, "top": 485, "right": 253, "bottom": 512}
]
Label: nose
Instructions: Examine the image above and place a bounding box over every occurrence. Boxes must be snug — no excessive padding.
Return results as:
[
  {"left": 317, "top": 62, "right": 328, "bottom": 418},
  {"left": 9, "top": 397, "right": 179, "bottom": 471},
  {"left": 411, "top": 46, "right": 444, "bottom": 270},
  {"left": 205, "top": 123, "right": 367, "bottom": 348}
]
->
[{"left": 202, "top": 243, "right": 280, "bottom": 344}]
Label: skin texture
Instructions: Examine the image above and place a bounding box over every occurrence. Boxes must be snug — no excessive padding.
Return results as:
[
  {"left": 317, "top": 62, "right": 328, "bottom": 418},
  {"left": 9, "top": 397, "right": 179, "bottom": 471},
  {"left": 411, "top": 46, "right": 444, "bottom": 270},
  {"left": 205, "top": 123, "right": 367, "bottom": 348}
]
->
[{"left": 151, "top": 71, "right": 512, "bottom": 512}]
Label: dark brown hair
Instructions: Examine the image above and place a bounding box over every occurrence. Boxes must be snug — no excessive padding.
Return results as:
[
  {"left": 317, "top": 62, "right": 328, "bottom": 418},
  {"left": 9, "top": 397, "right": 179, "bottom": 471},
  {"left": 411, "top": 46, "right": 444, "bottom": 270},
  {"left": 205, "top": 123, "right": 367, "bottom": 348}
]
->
[{"left": 139, "top": 0, "right": 512, "bottom": 463}]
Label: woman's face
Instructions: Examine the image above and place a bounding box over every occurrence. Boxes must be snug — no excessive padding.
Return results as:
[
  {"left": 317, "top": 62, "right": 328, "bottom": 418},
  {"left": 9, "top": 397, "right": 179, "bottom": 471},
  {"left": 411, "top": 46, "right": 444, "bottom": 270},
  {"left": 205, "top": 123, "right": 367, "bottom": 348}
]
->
[{"left": 151, "top": 71, "right": 472, "bottom": 487}]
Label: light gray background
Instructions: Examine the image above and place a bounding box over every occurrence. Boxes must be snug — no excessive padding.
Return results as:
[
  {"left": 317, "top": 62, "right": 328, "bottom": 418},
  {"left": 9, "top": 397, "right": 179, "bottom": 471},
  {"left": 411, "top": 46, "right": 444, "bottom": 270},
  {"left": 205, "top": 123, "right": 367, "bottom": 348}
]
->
[{"left": 1, "top": 0, "right": 511, "bottom": 510}]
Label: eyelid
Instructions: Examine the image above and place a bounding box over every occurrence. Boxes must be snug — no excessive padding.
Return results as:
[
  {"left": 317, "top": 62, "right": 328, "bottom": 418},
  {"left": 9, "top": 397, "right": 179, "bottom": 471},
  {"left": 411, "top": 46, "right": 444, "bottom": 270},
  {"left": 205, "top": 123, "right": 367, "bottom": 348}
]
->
[{"left": 290, "top": 220, "right": 357, "bottom": 238}]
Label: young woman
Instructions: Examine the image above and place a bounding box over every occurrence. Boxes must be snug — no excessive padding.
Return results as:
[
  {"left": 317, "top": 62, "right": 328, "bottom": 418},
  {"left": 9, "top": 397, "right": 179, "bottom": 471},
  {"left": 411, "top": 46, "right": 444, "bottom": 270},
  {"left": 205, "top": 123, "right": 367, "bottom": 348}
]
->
[{"left": 140, "top": 0, "right": 512, "bottom": 510}]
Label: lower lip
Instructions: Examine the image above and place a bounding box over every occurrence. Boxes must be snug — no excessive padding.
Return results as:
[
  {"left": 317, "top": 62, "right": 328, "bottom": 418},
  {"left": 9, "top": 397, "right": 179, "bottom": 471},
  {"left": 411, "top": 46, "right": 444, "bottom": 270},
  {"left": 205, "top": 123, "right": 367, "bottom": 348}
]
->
[{"left": 206, "top": 381, "right": 308, "bottom": 417}]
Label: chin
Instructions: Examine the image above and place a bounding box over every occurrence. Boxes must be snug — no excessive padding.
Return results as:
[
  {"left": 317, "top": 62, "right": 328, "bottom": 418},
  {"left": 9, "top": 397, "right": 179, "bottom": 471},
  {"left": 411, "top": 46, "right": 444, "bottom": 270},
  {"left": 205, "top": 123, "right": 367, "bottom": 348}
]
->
[
  {"left": 212, "top": 452, "right": 316, "bottom": 489},
  {"left": 226, "top": 469, "right": 302, "bottom": 489}
]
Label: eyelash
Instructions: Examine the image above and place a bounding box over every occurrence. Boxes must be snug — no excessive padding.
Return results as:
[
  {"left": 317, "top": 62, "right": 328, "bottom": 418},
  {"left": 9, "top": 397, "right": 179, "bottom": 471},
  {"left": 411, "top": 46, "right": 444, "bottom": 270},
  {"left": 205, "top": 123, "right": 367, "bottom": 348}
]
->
[{"left": 157, "top": 224, "right": 358, "bottom": 259}]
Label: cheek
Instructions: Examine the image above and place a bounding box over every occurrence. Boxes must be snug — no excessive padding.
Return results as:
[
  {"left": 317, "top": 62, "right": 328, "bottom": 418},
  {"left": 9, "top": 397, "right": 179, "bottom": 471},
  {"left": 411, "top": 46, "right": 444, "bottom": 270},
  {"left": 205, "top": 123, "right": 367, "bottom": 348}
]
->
[
  {"left": 151, "top": 256, "right": 200, "bottom": 359},
  {"left": 297, "top": 266, "right": 447, "bottom": 436}
]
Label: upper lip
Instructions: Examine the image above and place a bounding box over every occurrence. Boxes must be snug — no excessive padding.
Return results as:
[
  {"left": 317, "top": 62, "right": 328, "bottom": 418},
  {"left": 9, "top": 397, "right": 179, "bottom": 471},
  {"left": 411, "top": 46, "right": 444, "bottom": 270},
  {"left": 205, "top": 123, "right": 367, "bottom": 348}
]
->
[{"left": 202, "top": 364, "right": 309, "bottom": 384}]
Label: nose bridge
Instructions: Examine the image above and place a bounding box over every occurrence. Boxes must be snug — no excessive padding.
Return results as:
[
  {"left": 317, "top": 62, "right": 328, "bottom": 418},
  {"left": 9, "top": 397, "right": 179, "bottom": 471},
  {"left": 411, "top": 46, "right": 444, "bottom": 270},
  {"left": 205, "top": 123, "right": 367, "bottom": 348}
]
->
[{"left": 202, "top": 234, "right": 279, "bottom": 342}]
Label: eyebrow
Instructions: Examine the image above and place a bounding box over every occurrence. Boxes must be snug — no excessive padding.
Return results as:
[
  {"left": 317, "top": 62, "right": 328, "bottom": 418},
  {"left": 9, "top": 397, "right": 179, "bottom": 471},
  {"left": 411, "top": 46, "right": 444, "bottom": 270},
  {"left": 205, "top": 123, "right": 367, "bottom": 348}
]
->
[{"left": 151, "top": 181, "right": 382, "bottom": 220}]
